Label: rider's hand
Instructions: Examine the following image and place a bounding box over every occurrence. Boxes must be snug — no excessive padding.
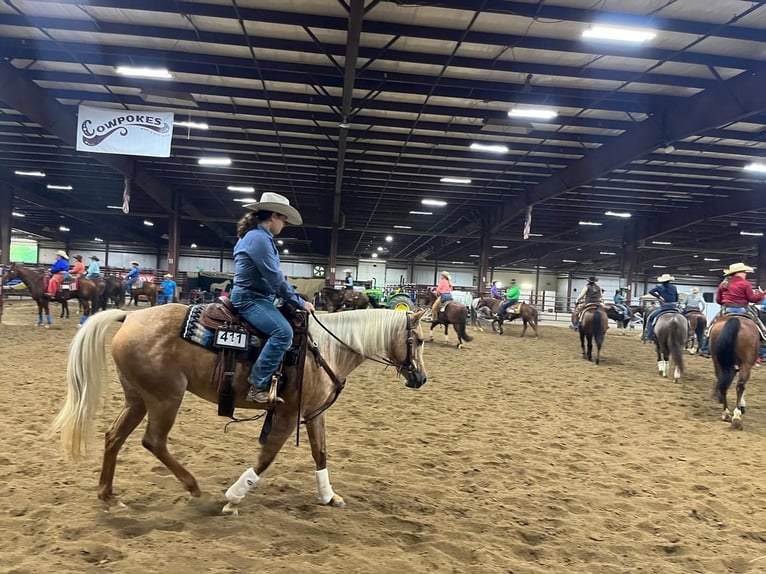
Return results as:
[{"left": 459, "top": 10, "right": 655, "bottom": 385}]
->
[{"left": 303, "top": 301, "right": 316, "bottom": 313}]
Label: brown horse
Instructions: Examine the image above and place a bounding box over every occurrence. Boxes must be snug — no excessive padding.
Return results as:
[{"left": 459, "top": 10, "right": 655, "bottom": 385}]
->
[
  {"left": 494, "top": 302, "right": 539, "bottom": 338},
  {"left": 50, "top": 307, "right": 427, "bottom": 513},
  {"left": 424, "top": 290, "right": 473, "bottom": 348},
  {"left": 320, "top": 287, "right": 370, "bottom": 312},
  {"left": 652, "top": 311, "right": 687, "bottom": 382},
  {"left": 131, "top": 280, "right": 158, "bottom": 306},
  {"left": 579, "top": 306, "right": 608, "bottom": 364},
  {"left": 710, "top": 315, "right": 760, "bottom": 430},
  {"left": 3, "top": 262, "right": 99, "bottom": 326},
  {"left": 684, "top": 310, "right": 707, "bottom": 354}
]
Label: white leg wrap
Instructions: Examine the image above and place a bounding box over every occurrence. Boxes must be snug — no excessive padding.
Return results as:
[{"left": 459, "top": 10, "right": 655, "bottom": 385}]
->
[
  {"left": 315, "top": 468, "right": 335, "bottom": 504},
  {"left": 225, "top": 467, "right": 260, "bottom": 504},
  {"left": 674, "top": 367, "right": 681, "bottom": 380}
]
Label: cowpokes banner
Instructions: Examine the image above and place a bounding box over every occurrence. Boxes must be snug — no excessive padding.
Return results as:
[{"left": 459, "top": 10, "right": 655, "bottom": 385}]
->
[{"left": 76, "top": 105, "right": 174, "bottom": 157}]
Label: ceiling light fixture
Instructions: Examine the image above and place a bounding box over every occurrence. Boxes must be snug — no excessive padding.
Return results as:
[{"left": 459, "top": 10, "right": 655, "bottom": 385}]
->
[
  {"left": 528, "top": 233, "right": 544, "bottom": 237},
  {"left": 579, "top": 221, "right": 603, "bottom": 226},
  {"left": 227, "top": 185, "right": 255, "bottom": 193},
  {"left": 740, "top": 231, "right": 764, "bottom": 236},
  {"left": 116, "top": 65, "right": 172, "bottom": 79},
  {"left": 233, "top": 198, "right": 254, "bottom": 203},
  {"left": 600, "top": 251, "right": 616, "bottom": 255},
  {"left": 703, "top": 258, "right": 720, "bottom": 262},
  {"left": 421, "top": 199, "right": 447, "bottom": 206},
  {"left": 653, "top": 265, "right": 667, "bottom": 269},
  {"left": 652, "top": 240, "right": 672, "bottom": 245},
  {"left": 409, "top": 211, "right": 432, "bottom": 215},
  {"left": 190, "top": 243, "right": 198, "bottom": 248},
  {"left": 469, "top": 254, "right": 480, "bottom": 258},
  {"left": 605, "top": 210, "right": 631, "bottom": 218},
  {"left": 277, "top": 240, "right": 284, "bottom": 245},
  {"left": 198, "top": 157, "right": 232, "bottom": 166},
  {"left": 562, "top": 259, "right": 577, "bottom": 263},
  {"left": 470, "top": 143, "right": 509, "bottom": 153},
  {"left": 47, "top": 184, "right": 73, "bottom": 191},
  {"left": 94, "top": 237, "right": 104, "bottom": 242},
  {"left": 393, "top": 225, "right": 412, "bottom": 229},
  {"left": 283, "top": 249, "right": 289, "bottom": 254},
  {"left": 582, "top": 25, "right": 657, "bottom": 43},
  {"left": 507, "top": 108, "right": 558, "bottom": 120},
  {"left": 439, "top": 177, "right": 472, "bottom": 184},
  {"left": 59, "top": 225, "right": 70, "bottom": 232},
  {"left": 14, "top": 170, "right": 45, "bottom": 177},
  {"left": 106, "top": 205, "right": 122, "bottom": 209},
  {"left": 385, "top": 235, "right": 393, "bottom": 242},
  {"left": 377, "top": 246, "right": 384, "bottom": 252},
  {"left": 492, "top": 245, "right": 509, "bottom": 249},
  {"left": 143, "top": 220, "right": 154, "bottom": 227},
  {"left": 175, "top": 121, "right": 209, "bottom": 130},
  {"left": 371, "top": 253, "right": 378, "bottom": 258},
  {"left": 11, "top": 211, "right": 25, "bottom": 218}
]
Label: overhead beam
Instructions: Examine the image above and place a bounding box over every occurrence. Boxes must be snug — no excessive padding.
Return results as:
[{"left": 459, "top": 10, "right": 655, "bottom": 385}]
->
[
  {"left": 489, "top": 65, "right": 766, "bottom": 236},
  {"left": 0, "top": 60, "right": 231, "bottom": 244}
]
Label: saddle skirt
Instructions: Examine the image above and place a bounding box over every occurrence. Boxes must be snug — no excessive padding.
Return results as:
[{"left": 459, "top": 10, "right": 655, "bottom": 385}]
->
[
  {"left": 576, "top": 303, "right": 601, "bottom": 321},
  {"left": 508, "top": 302, "right": 522, "bottom": 315},
  {"left": 43, "top": 275, "right": 77, "bottom": 293},
  {"left": 180, "top": 298, "right": 267, "bottom": 352},
  {"left": 706, "top": 308, "right": 766, "bottom": 342}
]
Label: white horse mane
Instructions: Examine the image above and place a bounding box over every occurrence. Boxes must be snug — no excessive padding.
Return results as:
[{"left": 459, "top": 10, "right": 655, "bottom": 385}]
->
[{"left": 308, "top": 309, "right": 405, "bottom": 374}]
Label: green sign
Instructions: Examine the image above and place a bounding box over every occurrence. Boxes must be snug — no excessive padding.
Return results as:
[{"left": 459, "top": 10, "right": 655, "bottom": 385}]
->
[{"left": 10, "top": 242, "right": 38, "bottom": 263}]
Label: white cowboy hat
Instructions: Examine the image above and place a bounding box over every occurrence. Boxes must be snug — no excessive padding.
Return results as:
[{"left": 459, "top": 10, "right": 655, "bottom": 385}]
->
[
  {"left": 55, "top": 250, "right": 68, "bottom": 259},
  {"left": 343, "top": 269, "right": 353, "bottom": 273},
  {"left": 243, "top": 192, "right": 302, "bottom": 225},
  {"left": 440, "top": 270, "right": 451, "bottom": 278},
  {"left": 657, "top": 273, "right": 675, "bottom": 282},
  {"left": 130, "top": 260, "right": 140, "bottom": 266},
  {"left": 164, "top": 273, "right": 173, "bottom": 278},
  {"left": 724, "top": 262, "right": 754, "bottom": 276}
]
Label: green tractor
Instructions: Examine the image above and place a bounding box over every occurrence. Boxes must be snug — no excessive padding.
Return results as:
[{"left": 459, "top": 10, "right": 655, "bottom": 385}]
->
[{"left": 362, "top": 288, "right": 414, "bottom": 311}]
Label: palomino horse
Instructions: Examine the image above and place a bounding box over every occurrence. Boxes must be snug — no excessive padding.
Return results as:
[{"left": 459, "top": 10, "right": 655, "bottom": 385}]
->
[
  {"left": 424, "top": 290, "right": 473, "bottom": 348},
  {"left": 131, "top": 280, "right": 158, "bottom": 306},
  {"left": 50, "top": 307, "right": 427, "bottom": 513},
  {"left": 3, "top": 262, "right": 99, "bottom": 326},
  {"left": 320, "top": 287, "right": 370, "bottom": 312},
  {"left": 652, "top": 312, "right": 687, "bottom": 382},
  {"left": 684, "top": 310, "right": 707, "bottom": 354},
  {"left": 710, "top": 315, "right": 760, "bottom": 430},
  {"left": 578, "top": 306, "right": 608, "bottom": 364}
]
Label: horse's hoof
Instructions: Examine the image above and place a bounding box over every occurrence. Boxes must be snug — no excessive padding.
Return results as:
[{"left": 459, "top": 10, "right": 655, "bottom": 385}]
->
[
  {"left": 221, "top": 502, "right": 240, "bottom": 516},
  {"left": 731, "top": 416, "right": 743, "bottom": 431},
  {"left": 325, "top": 494, "right": 346, "bottom": 508}
]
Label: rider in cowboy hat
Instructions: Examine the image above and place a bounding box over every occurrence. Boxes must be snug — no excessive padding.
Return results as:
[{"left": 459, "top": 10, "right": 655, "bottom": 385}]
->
[
  {"left": 683, "top": 286, "right": 705, "bottom": 314},
  {"left": 699, "top": 262, "right": 766, "bottom": 358},
  {"left": 85, "top": 255, "right": 101, "bottom": 279},
  {"left": 432, "top": 270, "right": 454, "bottom": 318},
  {"left": 231, "top": 192, "right": 315, "bottom": 404},
  {"left": 160, "top": 273, "right": 177, "bottom": 305},
  {"left": 46, "top": 250, "right": 70, "bottom": 297},
  {"left": 497, "top": 278, "right": 520, "bottom": 320},
  {"left": 70, "top": 254, "right": 86, "bottom": 277},
  {"left": 643, "top": 273, "right": 679, "bottom": 342},
  {"left": 570, "top": 276, "right": 603, "bottom": 330},
  {"left": 125, "top": 260, "right": 141, "bottom": 295}
]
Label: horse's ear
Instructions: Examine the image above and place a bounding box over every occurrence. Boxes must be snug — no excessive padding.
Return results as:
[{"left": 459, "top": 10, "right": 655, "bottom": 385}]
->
[{"left": 411, "top": 310, "right": 426, "bottom": 324}]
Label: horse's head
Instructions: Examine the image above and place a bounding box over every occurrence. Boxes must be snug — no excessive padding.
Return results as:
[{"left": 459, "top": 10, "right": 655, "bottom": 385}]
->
[
  {"left": 3, "top": 262, "right": 21, "bottom": 282},
  {"left": 391, "top": 310, "right": 427, "bottom": 389}
]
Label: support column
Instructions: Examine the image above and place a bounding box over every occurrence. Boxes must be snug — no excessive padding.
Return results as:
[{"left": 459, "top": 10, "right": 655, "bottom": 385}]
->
[
  {"left": 478, "top": 223, "right": 491, "bottom": 295},
  {"left": 0, "top": 183, "right": 12, "bottom": 265},
  {"left": 534, "top": 258, "right": 541, "bottom": 305},
  {"left": 104, "top": 239, "right": 110, "bottom": 267},
  {"left": 167, "top": 192, "right": 180, "bottom": 275},
  {"left": 622, "top": 240, "right": 639, "bottom": 305},
  {"left": 758, "top": 237, "right": 766, "bottom": 289},
  {"left": 329, "top": 227, "right": 339, "bottom": 285}
]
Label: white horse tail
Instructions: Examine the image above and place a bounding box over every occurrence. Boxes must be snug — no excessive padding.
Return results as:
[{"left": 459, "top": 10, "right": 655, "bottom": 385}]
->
[{"left": 50, "top": 309, "right": 127, "bottom": 459}]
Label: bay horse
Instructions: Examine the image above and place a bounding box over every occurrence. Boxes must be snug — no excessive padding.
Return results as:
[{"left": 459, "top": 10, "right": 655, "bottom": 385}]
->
[
  {"left": 652, "top": 312, "right": 687, "bottom": 382},
  {"left": 50, "top": 306, "right": 427, "bottom": 513},
  {"left": 710, "top": 314, "right": 760, "bottom": 430},
  {"left": 131, "top": 280, "right": 158, "bottom": 306},
  {"left": 320, "top": 287, "right": 370, "bottom": 312},
  {"left": 684, "top": 310, "right": 707, "bottom": 354},
  {"left": 424, "top": 289, "right": 473, "bottom": 348},
  {"left": 604, "top": 304, "right": 643, "bottom": 332},
  {"left": 578, "top": 306, "right": 607, "bottom": 364},
  {"left": 470, "top": 296, "right": 498, "bottom": 330},
  {"left": 493, "top": 302, "right": 539, "bottom": 338},
  {"left": 3, "top": 262, "right": 99, "bottom": 326}
]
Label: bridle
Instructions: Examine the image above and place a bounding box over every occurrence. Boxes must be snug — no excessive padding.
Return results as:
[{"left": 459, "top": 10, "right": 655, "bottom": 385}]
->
[{"left": 308, "top": 311, "right": 420, "bottom": 378}]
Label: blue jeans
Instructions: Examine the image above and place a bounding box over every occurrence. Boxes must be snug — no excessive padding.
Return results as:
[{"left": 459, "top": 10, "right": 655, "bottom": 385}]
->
[
  {"left": 497, "top": 299, "right": 518, "bottom": 318},
  {"left": 125, "top": 278, "right": 135, "bottom": 294},
  {"left": 231, "top": 290, "right": 293, "bottom": 389},
  {"left": 645, "top": 303, "right": 677, "bottom": 340}
]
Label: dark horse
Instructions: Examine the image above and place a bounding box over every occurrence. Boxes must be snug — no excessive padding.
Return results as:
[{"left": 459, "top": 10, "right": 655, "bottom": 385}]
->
[
  {"left": 684, "top": 310, "right": 707, "bottom": 354},
  {"left": 424, "top": 289, "right": 473, "bottom": 348},
  {"left": 604, "top": 304, "right": 643, "bottom": 332},
  {"left": 100, "top": 276, "right": 125, "bottom": 310},
  {"left": 652, "top": 312, "right": 687, "bottom": 382},
  {"left": 50, "top": 307, "right": 427, "bottom": 513},
  {"left": 472, "top": 297, "right": 539, "bottom": 337},
  {"left": 3, "top": 262, "right": 99, "bottom": 326},
  {"left": 578, "top": 306, "right": 607, "bottom": 364},
  {"left": 710, "top": 315, "right": 760, "bottom": 430},
  {"left": 320, "top": 287, "right": 370, "bottom": 312},
  {"left": 131, "top": 280, "right": 158, "bottom": 306}
]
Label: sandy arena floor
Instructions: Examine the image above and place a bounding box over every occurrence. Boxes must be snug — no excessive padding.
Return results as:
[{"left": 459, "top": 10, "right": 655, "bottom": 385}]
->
[{"left": 1, "top": 299, "right": 766, "bottom": 574}]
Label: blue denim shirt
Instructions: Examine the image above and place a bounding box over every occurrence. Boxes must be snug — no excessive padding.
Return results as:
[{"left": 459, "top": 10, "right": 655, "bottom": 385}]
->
[
  {"left": 232, "top": 225, "right": 304, "bottom": 308},
  {"left": 649, "top": 283, "right": 678, "bottom": 303},
  {"left": 50, "top": 259, "right": 69, "bottom": 274},
  {"left": 127, "top": 267, "right": 139, "bottom": 280}
]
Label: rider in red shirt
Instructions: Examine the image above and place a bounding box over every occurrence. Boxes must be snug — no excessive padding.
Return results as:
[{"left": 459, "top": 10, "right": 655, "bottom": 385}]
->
[{"left": 715, "top": 262, "right": 764, "bottom": 307}]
